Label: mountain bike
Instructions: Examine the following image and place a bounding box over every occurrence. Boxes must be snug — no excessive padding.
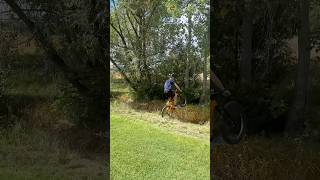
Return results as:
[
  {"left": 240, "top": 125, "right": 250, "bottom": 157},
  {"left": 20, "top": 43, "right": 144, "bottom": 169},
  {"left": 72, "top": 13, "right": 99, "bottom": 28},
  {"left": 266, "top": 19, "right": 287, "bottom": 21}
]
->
[
  {"left": 211, "top": 92, "right": 245, "bottom": 144},
  {"left": 161, "top": 90, "right": 187, "bottom": 118}
]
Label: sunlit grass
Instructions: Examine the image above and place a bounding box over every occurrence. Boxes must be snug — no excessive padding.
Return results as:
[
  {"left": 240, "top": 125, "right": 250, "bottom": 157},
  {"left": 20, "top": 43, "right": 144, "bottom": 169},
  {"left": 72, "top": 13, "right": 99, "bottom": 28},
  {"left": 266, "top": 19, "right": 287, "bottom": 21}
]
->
[
  {"left": 110, "top": 101, "right": 210, "bottom": 141},
  {"left": 110, "top": 113, "right": 210, "bottom": 180}
]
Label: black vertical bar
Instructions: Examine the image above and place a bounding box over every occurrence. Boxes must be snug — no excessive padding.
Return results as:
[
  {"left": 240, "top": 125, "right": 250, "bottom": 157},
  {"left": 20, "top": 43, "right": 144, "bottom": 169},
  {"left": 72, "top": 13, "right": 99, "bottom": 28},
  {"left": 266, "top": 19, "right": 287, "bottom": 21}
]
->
[
  {"left": 106, "top": 0, "right": 111, "bottom": 179},
  {"left": 210, "top": 0, "right": 216, "bottom": 179}
]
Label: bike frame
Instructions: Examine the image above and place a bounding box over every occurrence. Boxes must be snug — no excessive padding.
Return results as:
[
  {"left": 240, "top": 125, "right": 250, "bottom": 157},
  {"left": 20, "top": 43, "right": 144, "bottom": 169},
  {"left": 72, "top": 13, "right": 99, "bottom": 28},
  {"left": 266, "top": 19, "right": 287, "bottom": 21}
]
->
[
  {"left": 162, "top": 90, "right": 186, "bottom": 118},
  {"left": 166, "top": 91, "right": 180, "bottom": 111},
  {"left": 211, "top": 93, "right": 226, "bottom": 115}
]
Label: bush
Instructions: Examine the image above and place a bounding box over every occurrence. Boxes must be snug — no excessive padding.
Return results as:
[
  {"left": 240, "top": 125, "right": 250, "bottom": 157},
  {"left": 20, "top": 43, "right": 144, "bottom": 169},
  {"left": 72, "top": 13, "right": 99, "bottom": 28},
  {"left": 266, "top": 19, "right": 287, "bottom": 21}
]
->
[
  {"left": 133, "top": 83, "right": 164, "bottom": 101},
  {"left": 52, "top": 81, "right": 88, "bottom": 127},
  {"left": 305, "top": 107, "right": 320, "bottom": 141},
  {"left": 52, "top": 75, "right": 107, "bottom": 130},
  {"left": 232, "top": 80, "right": 292, "bottom": 135}
]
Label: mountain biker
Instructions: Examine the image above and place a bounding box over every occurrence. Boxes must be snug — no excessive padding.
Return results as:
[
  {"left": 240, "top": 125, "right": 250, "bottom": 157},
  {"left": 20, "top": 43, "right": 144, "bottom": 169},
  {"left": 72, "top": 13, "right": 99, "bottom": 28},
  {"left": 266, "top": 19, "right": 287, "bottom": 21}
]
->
[
  {"left": 211, "top": 70, "right": 231, "bottom": 145},
  {"left": 211, "top": 70, "right": 244, "bottom": 145},
  {"left": 164, "top": 73, "right": 182, "bottom": 103}
]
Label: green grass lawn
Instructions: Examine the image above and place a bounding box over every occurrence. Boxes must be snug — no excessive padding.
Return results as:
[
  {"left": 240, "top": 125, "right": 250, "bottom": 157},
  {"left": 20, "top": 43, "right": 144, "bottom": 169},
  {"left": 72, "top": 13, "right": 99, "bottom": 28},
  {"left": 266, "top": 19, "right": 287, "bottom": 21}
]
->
[{"left": 110, "top": 114, "right": 210, "bottom": 180}]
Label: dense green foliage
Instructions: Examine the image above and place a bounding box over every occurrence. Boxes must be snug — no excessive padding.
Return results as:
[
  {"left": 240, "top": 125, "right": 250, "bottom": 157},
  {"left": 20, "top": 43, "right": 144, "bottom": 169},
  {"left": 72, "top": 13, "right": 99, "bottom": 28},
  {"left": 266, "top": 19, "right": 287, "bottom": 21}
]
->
[
  {"left": 213, "top": 0, "right": 320, "bottom": 138},
  {"left": 111, "top": 0, "right": 209, "bottom": 102},
  {"left": 1, "top": 0, "right": 108, "bottom": 130}
]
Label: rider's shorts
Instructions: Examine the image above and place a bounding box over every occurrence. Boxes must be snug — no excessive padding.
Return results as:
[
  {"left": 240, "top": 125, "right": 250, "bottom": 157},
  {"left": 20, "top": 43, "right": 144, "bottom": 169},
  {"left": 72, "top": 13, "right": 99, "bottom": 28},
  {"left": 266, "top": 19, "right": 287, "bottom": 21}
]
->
[{"left": 164, "top": 90, "right": 175, "bottom": 99}]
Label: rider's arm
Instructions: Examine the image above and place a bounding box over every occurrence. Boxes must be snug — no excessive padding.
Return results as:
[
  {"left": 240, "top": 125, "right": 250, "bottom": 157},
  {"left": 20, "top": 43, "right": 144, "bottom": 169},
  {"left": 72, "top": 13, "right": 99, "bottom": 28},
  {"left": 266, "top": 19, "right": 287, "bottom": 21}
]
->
[
  {"left": 211, "top": 71, "right": 225, "bottom": 92},
  {"left": 174, "top": 82, "right": 182, "bottom": 92}
]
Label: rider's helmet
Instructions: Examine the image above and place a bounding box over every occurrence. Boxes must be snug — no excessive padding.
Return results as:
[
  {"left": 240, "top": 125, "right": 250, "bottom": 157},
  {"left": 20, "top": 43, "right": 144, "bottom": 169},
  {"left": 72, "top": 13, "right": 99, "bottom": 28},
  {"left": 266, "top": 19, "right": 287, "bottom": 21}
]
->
[{"left": 168, "top": 73, "right": 175, "bottom": 80}]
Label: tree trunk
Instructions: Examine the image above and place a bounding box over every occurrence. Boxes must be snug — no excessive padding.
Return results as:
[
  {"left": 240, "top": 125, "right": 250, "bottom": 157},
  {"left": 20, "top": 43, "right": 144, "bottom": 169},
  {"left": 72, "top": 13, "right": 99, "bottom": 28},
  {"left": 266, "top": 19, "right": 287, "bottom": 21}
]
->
[
  {"left": 141, "top": 16, "right": 151, "bottom": 89},
  {"left": 184, "top": 56, "right": 190, "bottom": 89},
  {"left": 110, "top": 57, "right": 137, "bottom": 91},
  {"left": 239, "top": 1, "right": 253, "bottom": 85},
  {"left": 264, "top": 1, "right": 273, "bottom": 80},
  {"left": 286, "top": 0, "right": 310, "bottom": 136},
  {"left": 200, "top": 53, "right": 208, "bottom": 104},
  {"left": 185, "top": 13, "right": 192, "bottom": 89}
]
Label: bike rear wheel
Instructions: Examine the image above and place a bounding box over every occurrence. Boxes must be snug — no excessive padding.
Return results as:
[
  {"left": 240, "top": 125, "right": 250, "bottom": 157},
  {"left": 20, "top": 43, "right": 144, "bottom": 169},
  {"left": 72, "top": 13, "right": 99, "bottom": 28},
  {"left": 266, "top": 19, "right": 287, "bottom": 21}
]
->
[
  {"left": 176, "top": 94, "right": 187, "bottom": 107},
  {"left": 220, "top": 112, "right": 244, "bottom": 144},
  {"left": 220, "top": 101, "right": 245, "bottom": 144}
]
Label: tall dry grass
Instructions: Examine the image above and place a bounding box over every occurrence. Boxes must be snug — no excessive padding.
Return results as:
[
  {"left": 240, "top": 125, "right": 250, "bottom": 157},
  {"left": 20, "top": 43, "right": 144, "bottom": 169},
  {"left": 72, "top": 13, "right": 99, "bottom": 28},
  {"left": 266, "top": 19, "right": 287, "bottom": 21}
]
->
[
  {"left": 213, "top": 137, "right": 320, "bottom": 180},
  {"left": 123, "top": 99, "right": 210, "bottom": 124}
]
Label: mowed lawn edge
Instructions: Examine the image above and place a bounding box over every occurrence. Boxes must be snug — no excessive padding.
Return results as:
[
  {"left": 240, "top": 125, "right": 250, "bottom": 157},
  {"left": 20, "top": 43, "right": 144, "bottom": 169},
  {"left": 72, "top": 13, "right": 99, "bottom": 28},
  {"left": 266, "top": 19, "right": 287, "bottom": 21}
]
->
[{"left": 110, "top": 113, "right": 210, "bottom": 180}]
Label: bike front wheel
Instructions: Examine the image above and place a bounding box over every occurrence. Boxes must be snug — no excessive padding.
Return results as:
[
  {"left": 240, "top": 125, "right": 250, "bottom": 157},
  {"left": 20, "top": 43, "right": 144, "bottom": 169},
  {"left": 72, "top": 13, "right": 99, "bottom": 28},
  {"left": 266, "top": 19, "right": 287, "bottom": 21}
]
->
[
  {"left": 161, "top": 105, "right": 169, "bottom": 118},
  {"left": 161, "top": 105, "right": 173, "bottom": 118}
]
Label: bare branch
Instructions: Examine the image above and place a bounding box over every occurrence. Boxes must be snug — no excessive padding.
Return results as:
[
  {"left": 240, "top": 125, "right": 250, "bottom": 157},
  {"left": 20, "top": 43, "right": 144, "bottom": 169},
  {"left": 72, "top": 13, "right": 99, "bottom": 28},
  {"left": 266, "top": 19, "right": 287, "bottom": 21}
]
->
[
  {"left": 3, "top": 0, "right": 90, "bottom": 94},
  {"left": 110, "top": 57, "right": 137, "bottom": 91},
  {"left": 126, "top": 9, "right": 139, "bottom": 38},
  {"left": 110, "top": 21, "right": 128, "bottom": 48},
  {"left": 111, "top": 42, "right": 134, "bottom": 51}
]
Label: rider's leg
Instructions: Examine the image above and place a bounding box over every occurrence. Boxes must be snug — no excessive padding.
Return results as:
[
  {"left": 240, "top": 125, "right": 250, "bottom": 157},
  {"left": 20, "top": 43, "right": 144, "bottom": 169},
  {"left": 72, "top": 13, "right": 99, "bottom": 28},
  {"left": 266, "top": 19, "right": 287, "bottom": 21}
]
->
[
  {"left": 211, "top": 99, "right": 222, "bottom": 144},
  {"left": 167, "top": 91, "right": 175, "bottom": 108},
  {"left": 169, "top": 97, "right": 175, "bottom": 109},
  {"left": 165, "top": 92, "right": 172, "bottom": 106},
  {"left": 173, "top": 93, "right": 177, "bottom": 106}
]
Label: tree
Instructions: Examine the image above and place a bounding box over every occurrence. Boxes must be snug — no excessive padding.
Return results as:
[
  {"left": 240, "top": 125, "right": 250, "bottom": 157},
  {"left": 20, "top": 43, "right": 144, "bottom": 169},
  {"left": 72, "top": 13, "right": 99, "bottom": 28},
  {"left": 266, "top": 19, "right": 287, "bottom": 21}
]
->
[
  {"left": 212, "top": 0, "right": 302, "bottom": 135},
  {"left": 111, "top": 0, "right": 167, "bottom": 97},
  {"left": 111, "top": 0, "right": 208, "bottom": 102},
  {"left": 239, "top": 0, "right": 253, "bottom": 85},
  {"left": 3, "top": 0, "right": 109, "bottom": 131},
  {"left": 286, "top": 0, "right": 311, "bottom": 136},
  {"left": 193, "top": 0, "right": 209, "bottom": 103}
]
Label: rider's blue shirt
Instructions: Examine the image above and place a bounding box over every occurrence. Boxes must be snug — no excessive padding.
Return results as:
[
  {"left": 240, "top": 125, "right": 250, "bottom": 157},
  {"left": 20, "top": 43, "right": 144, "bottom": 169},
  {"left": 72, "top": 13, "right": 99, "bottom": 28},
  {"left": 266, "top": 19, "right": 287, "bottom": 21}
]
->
[{"left": 164, "top": 79, "right": 174, "bottom": 93}]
